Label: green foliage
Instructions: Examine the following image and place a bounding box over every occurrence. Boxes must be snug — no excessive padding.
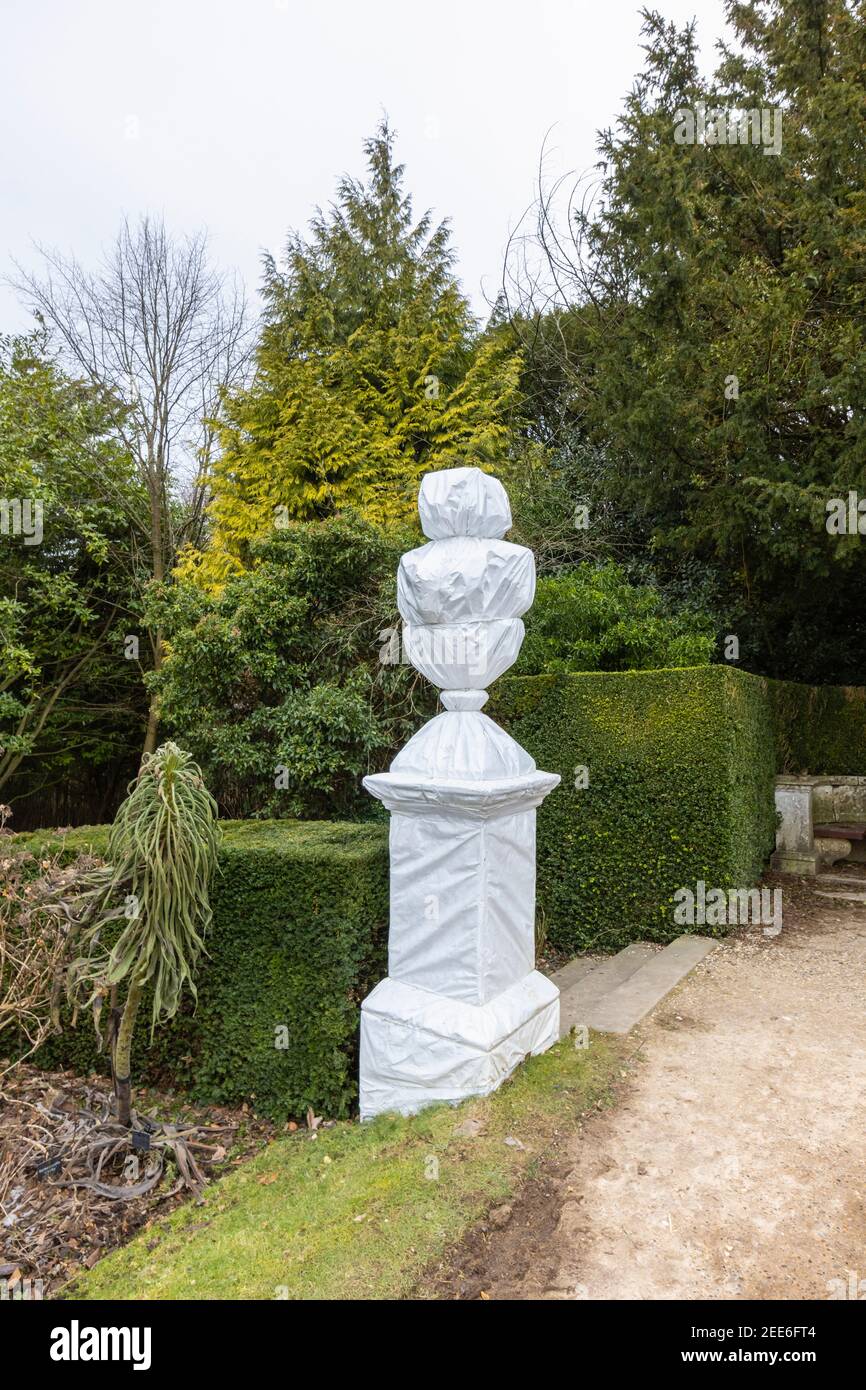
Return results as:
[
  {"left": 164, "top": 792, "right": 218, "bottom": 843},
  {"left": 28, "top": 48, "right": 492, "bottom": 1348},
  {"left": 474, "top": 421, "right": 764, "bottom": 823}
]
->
[
  {"left": 194, "top": 122, "right": 519, "bottom": 583},
  {"left": 497, "top": 442, "right": 633, "bottom": 578},
  {"left": 513, "top": 1, "right": 866, "bottom": 683},
  {"left": 492, "top": 666, "right": 778, "bottom": 953},
  {"left": 767, "top": 680, "right": 866, "bottom": 775},
  {"left": 20, "top": 820, "right": 389, "bottom": 1121},
  {"left": 66, "top": 744, "right": 220, "bottom": 1035},
  {"left": 147, "top": 514, "right": 434, "bottom": 818},
  {"left": 517, "top": 562, "right": 716, "bottom": 674},
  {"left": 0, "top": 332, "right": 144, "bottom": 809}
]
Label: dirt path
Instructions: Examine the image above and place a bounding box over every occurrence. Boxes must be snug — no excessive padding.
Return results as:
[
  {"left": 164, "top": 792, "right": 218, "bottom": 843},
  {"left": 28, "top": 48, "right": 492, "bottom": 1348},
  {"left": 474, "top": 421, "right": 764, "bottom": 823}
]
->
[{"left": 435, "top": 880, "right": 866, "bottom": 1300}]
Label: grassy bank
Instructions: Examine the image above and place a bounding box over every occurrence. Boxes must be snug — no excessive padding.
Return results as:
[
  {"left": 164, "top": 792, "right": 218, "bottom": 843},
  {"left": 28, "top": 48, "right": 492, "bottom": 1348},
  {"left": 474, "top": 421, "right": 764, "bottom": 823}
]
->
[{"left": 64, "top": 1035, "right": 622, "bottom": 1301}]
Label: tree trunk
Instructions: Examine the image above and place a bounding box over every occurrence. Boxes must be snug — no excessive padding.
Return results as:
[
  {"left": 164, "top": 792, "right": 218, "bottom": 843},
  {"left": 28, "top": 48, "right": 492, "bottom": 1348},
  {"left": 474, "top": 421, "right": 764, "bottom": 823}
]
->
[
  {"left": 141, "top": 471, "right": 166, "bottom": 762},
  {"left": 142, "top": 686, "right": 160, "bottom": 759},
  {"left": 113, "top": 982, "right": 143, "bottom": 1127}
]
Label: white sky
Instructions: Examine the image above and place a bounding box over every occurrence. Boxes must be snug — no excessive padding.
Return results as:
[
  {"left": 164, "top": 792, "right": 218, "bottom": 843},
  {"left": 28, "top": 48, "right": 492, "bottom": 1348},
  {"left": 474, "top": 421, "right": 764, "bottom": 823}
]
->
[{"left": 0, "top": 0, "right": 728, "bottom": 330}]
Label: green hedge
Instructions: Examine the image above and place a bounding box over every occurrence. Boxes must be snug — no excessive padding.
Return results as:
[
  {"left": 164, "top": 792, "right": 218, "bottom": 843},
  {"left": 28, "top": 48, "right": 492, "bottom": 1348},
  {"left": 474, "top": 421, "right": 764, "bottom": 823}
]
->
[
  {"left": 17, "top": 665, "right": 856, "bottom": 1101},
  {"left": 11, "top": 820, "right": 388, "bottom": 1121},
  {"left": 767, "top": 680, "right": 866, "bottom": 776},
  {"left": 492, "top": 666, "right": 777, "bottom": 954}
]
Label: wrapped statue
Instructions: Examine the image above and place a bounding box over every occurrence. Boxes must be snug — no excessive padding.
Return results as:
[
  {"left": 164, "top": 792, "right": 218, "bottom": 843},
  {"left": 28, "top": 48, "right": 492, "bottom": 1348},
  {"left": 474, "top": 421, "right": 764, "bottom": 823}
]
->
[{"left": 360, "top": 467, "right": 561, "bottom": 1119}]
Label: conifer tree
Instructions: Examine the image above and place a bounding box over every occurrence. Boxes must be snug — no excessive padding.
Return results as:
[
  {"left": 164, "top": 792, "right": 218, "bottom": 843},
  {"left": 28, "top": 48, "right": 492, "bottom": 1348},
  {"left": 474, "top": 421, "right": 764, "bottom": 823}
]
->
[
  {"left": 511, "top": 1, "right": 866, "bottom": 682},
  {"left": 197, "top": 122, "right": 519, "bottom": 582}
]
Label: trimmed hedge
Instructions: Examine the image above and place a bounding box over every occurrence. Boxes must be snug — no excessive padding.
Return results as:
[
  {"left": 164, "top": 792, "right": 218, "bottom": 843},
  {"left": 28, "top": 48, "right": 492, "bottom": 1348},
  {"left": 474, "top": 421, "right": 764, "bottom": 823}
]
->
[
  {"left": 492, "top": 666, "right": 777, "bottom": 953},
  {"left": 16, "top": 664, "right": 860, "bottom": 1104},
  {"left": 767, "top": 680, "right": 866, "bottom": 776},
  {"left": 11, "top": 820, "right": 388, "bottom": 1121}
]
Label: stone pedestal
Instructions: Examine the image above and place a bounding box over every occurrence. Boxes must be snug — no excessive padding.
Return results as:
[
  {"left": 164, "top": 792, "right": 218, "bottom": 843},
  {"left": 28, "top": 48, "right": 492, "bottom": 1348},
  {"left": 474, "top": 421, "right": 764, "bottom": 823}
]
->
[
  {"left": 770, "top": 779, "right": 819, "bottom": 875},
  {"left": 359, "top": 469, "right": 560, "bottom": 1120}
]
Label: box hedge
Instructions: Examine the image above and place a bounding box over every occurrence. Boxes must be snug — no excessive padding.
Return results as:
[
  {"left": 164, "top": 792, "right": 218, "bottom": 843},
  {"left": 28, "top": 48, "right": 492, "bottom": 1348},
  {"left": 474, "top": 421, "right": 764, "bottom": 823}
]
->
[
  {"left": 766, "top": 680, "right": 866, "bottom": 776},
  {"left": 492, "top": 666, "right": 778, "bottom": 954},
  {"left": 11, "top": 820, "right": 388, "bottom": 1121},
  {"left": 16, "top": 664, "right": 860, "bottom": 1108}
]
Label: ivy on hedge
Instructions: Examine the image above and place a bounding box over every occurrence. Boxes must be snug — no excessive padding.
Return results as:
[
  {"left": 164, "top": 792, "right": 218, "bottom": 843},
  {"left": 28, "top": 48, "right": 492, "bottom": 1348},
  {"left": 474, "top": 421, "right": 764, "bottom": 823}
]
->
[
  {"left": 492, "top": 666, "right": 778, "bottom": 954},
  {"left": 15, "top": 820, "right": 388, "bottom": 1121}
]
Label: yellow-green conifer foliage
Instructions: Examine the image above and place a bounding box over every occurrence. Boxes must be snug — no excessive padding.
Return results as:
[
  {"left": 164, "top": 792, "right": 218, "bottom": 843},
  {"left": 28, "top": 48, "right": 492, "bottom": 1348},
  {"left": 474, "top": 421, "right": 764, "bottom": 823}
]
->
[{"left": 191, "top": 123, "right": 519, "bottom": 584}]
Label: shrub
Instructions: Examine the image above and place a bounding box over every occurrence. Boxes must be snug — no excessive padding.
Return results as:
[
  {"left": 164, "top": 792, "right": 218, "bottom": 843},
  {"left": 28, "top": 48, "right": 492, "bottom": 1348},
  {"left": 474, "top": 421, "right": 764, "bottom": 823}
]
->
[
  {"left": 147, "top": 514, "right": 431, "bottom": 820},
  {"left": 13, "top": 819, "right": 388, "bottom": 1120},
  {"left": 64, "top": 742, "right": 221, "bottom": 1126},
  {"left": 516, "top": 562, "right": 716, "bottom": 675},
  {"left": 492, "top": 666, "right": 777, "bottom": 953}
]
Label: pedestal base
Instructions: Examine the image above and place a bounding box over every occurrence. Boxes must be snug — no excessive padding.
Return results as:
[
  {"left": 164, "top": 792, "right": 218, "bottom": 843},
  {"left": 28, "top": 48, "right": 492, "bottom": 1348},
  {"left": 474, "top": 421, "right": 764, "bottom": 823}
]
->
[
  {"left": 359, "top": 971, "right": 559, "bottom": 1120},
  {"left": 770, "top": 849, "right": 819, "bottom": 875}
]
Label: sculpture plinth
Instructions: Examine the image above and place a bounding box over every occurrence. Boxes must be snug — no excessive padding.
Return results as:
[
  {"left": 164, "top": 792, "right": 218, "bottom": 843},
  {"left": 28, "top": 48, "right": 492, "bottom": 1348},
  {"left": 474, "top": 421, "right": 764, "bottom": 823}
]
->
[{"left": 359, "top": 468, "right": 560, "bottom": 1120}]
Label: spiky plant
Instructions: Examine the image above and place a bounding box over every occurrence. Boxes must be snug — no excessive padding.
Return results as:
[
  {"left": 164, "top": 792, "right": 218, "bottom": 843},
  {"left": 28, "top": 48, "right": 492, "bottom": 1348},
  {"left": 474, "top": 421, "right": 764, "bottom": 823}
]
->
[{"left": 66, "top": 742, "right": 220, "bottom": 1126}]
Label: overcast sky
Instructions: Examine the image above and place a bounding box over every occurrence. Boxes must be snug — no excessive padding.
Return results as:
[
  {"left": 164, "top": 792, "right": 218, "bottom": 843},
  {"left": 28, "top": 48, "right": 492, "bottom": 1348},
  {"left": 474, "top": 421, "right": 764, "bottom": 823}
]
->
[{"left": 1, "top": 0, "right": 728, "bottom": 331}]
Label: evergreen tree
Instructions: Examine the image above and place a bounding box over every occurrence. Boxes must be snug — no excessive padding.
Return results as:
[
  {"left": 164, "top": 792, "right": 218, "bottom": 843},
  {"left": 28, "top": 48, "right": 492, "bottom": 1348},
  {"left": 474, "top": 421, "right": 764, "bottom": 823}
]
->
[
  {"left": 514, "top": 1, "right": 866, "bottom": 682},
  {"left": 198, "top": 122, "right": 519, "bottom": 583}
]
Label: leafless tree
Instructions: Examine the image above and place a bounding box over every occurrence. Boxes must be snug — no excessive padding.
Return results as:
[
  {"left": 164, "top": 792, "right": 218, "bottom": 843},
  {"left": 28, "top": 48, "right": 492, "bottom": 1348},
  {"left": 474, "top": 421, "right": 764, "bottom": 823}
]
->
[
  {"left": 10, "top": 217, "right": 251, "bottom": 753},
  {"left": 499, "top": 133, "right": 633, "bottom": 406}
]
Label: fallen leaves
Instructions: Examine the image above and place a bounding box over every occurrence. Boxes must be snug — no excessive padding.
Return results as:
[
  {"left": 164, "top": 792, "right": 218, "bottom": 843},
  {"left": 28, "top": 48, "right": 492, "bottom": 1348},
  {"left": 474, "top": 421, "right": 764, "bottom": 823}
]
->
[{"left": 0, "top": 1064, "right": 276, "bottom": 1296}]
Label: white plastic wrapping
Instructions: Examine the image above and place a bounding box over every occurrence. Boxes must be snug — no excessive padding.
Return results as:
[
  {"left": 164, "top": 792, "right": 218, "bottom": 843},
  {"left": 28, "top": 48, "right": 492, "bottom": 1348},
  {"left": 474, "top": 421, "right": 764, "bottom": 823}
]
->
[
  {"left": 359, "top": 466, "right": 560, "bottom": 1119},
  {"left": 362, "top": 769, "right": 560, "bottom": 820},
  {"left": 398, "top": 536, "right": 535, "bottom": 625},
  {"left": 360, "top": 972, "right": 559, "bottom": 1119},
  {"left": 418, "top": 466, "right": 511, "bottom": 541},
  {"left": 386, "top": 808, "right": 536, "bottom": 1003},
  {"left": 391, "top": 710, "right": 535, "bottom": 780},
  {"left": 402, "top": 618, "right": 524, "bottom": 690}
]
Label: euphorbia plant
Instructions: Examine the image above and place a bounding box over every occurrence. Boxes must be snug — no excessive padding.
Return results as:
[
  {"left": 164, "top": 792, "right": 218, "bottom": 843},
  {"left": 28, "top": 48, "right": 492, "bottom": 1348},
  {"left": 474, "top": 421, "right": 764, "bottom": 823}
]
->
[{"left": 66, "top": 742, "right": 220, "bottom": 1126}]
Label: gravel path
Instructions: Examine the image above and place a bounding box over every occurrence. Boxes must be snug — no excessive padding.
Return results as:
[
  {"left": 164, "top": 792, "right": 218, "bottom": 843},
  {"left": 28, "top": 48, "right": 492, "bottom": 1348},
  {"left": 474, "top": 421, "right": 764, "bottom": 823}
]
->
[{"left": 444, "top": 878, "right": 866, "bottom": 1300}]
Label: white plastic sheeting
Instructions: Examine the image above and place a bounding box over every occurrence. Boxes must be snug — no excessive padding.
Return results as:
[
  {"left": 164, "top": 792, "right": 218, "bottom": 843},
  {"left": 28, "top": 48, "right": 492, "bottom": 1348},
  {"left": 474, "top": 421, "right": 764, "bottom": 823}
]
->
[
  {"left": 398, "top": 536, "right": 535, "bottom": 625},
  {"left": 360, "top": 973, "right": 560, "bottom": 1119},
  {"left": 391, "top": 710, "right": 533, "bottom": 779},
  {"left": 417, "top": 466, "right": 512, "bottom": 541},
  {"left": 387, "top": 807, "right": 535, "bottom": 1002},
  {"left": 359, "top": 467, "right": 560, "bottom": 1120},
  {"left": 402, "top": 619, "right": 525, "bottom": 695}
]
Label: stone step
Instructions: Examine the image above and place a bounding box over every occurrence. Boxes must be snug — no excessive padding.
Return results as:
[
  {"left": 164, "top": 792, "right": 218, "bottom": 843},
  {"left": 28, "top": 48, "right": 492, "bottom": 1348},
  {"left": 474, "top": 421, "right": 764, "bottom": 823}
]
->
[
  {"left": 583, "top": 935, "right": 717, "bottom": 1035},
  {"left": 553, "top": 943, "right": 657, "bottom": 1038},
  {"left": 816, "top": 873, "right": 866, "bottom": 888},
  {"left": 549, "top": 955, "right": 599, "bottom": 993},
  {"left": 815, "top": 889, "right": 866, "bottom": 904}
]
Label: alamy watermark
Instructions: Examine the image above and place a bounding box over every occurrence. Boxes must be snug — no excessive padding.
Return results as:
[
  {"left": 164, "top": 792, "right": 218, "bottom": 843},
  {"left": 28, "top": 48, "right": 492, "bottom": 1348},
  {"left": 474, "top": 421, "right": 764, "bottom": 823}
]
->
[
  {"left": 674, "top": 881, "right": 782, "bottom": 934},
  {"left": 827, "top": 1270, "right": 866, "bottom": 1299},
  {"left": 2, "top": 1274, "right": 44, "bottom": 1300},
  {"left": 0, "top": 497, "right": 43, "bottom": 545},
  {"left": 674, "top": 102, "right": 782, "bottom": 157},
  {"left": 377, "top": 624, "right": 489, "bottom": 680},
  {"left": 50, "top": 1321, "right": 151, "bottom": 1370},
  {"left": 825, "top": 491, "right": 866, "bottom": 536}
]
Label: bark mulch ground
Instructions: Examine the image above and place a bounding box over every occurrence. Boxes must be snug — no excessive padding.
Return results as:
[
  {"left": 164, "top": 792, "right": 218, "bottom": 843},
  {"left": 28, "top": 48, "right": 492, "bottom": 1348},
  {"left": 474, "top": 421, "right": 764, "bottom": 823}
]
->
[{"left": 0, "top": 1064, "right": 283, "bottom": 1297}]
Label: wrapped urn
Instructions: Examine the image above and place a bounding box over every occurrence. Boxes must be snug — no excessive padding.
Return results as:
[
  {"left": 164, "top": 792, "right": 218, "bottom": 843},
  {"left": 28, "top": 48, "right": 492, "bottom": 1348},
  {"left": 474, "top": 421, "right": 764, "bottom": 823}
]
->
[{"left": 360, "top": 467, "right": 561, "bottom": 1119}]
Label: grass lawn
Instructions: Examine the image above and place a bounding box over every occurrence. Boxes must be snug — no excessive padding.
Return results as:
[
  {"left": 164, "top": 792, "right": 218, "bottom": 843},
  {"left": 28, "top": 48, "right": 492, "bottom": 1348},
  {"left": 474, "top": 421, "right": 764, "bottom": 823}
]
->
[{"left": 64, "top": 1035, "right": 623, "bottom": 1301}]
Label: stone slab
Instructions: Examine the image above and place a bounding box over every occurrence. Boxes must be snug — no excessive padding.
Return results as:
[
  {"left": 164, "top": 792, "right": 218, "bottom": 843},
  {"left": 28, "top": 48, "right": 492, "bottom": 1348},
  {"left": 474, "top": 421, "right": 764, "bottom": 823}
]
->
[
  {"left": 554, "top": 944, "right": 656, "bottom": 1038},
  {"left": 549, "top": 955, "right": 598, "bottom": 993},
  {"left": 584, "top": 935, "right": 717, "bottom": 1035},
  {"left": 815, "top": 890, "right": 866, "bottom": 904}
]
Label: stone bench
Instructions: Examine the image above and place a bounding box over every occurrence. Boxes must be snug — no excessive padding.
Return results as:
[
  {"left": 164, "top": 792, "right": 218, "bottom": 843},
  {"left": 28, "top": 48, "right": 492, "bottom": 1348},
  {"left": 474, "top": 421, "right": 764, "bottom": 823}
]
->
[{"left": 771, "top": 776, "right": 866, "bottom": 876}]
